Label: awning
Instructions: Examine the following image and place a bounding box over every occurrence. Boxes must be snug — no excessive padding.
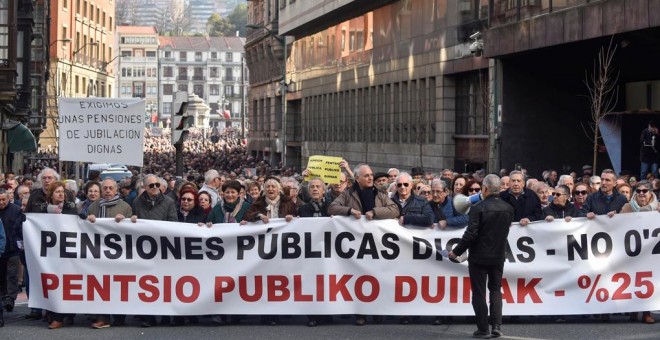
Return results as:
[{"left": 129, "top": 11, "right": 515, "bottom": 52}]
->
[{"left": 7, "top": 123, "right": 37, "bottom": 153}]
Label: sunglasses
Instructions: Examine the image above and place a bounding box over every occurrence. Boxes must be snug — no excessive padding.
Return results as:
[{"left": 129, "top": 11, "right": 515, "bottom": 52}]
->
[
  {"left": 552, "top": 192, "right": 566, "bottom": 197},
  {"left": 468, "top": 187, "right": 481, "bottom": 193},
  {"left": 416, "top": 186, "right": 423, "bottom": 191},
  {"left": 181, "top": 197, "right": 195, "bottom": 202},
  {"left": 420, "top": 191, "right": 431, "bottom": 195},
  {"left": 397, "top": 182, "right": 410, "bottom": 188},
  {"left": 148, "top": 182, "right": 161, "bottom": 189},
  {"left": 575, "top": 190, "right": 588, "bottom": 196},
  {"left": 636, "top": 189, "right": 649, "bottom": 194}
]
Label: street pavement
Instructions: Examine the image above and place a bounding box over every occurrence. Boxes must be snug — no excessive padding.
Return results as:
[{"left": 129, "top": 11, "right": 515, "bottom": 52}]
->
[{"left": 3, "top": 291, "right": 660, "bottom": 339}]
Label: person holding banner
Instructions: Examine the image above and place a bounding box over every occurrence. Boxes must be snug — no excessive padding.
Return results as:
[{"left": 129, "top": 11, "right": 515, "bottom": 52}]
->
[
  {"left": 298, "top": 178, "right": 331, "bottom": 219},
  {"left": 619, "top": 180, "right": 659, "bottom": 324},
  {"left": 542, "top": 185, "right": 579, "bottom": 222},
  {"left": 449, "top": 174, "right": 514, "bottom": 338},
  {"left": 77, "top": 181, "right": 101, "bottom": 216},
  {"left": 206, "top": 180, "right": 251, "bottom": 226},
  {"left": 328, "top": 164, "right": 399, "bottom": 326},
  {"left": 243, "top": 178, "right": 297, "bottom": 225},
  {"left": 43, "top": 182, "right": 78, "bottom": 329}
]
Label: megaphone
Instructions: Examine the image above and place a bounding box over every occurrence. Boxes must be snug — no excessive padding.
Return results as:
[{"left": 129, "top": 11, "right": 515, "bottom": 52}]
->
[{"left": 452, "top": 193, "right": 483, "bottom": 215}]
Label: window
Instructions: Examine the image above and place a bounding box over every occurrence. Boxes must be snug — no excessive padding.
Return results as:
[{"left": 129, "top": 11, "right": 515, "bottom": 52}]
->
[
  {"left": 163, "top": 84, "right": 173, "bottom": 95},
  {"left": 0, "top": 1, "right": 7, "bottom": 63},
  {"left": 177, "top": 84, "right": 188, "bottom": 92},
  {"left": 76, "top": 0, "right": 80, "bottom": 14},
  {"left": 195, "top": 52, "right": 202, "bottom": 61},
  {"left": 178, "top": 67, "right": 187, "bottom": 76},
  {"left": 456, "top": 73, "right": 488, "bottom": 135},
  {"left": 62, "top": 27, "right": 67, "bottom": 41},
  {"left": 179, "top": 51, "right": 187, "bottom": 61},
  {"left": 210, "top": 67, "right": 218, "bottom": 78},
  {"left": 211, "top": 52, "right": 217, "bottom": 59},
  {"left": 164, "top": 51, "right": 171, "bottom": 58},
  {"left": 210, "top": 85, "right": 219, "bottom": 95},
  {"left": 224, "top": 85, "right": 233, "bottom": 96},
  {"left": 225, "top": 52, "right": 233, "bottom": 62},
  {"left": 83, "top": 1, "right": 87, "bottom": 17},
  {"left": 147, "top": 85, "right": 157, "bottom": 95},
  {"left": 146, "top": 51, "right": 156, "bottom": 57},
  {"left": 163, "top": 67, "right": 173, "bottom": 77},
  {"left": 134, "top": 83, "right": 144, "bottom": 97},
  {"left": 163, "top": 102, "right": 172, "bottom": 115},
  {"left": 193, "top": 85, "right": 203, "bottom": 97},
  {"left": 75, "top": 75, "right": 79, "bottom": 93},
  {"left": 64, "top": 0, "right": 68, "bottom": 9},
  {"left": 225, "top": 68, "right": 233, "bottom": 80}
]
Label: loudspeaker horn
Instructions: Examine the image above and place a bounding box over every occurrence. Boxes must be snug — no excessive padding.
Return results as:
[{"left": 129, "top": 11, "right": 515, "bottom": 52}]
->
[{"left": 452, "top": 193, "right": 483, "bottom": 215}]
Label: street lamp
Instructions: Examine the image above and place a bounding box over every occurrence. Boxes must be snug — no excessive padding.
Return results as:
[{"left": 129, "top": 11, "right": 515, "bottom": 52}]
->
[
  {"left": 246, "top": 23, "right": 288, "bottom": 167},
  {"left": 69, "top": 41, "right": 99, "bottom": 97}
]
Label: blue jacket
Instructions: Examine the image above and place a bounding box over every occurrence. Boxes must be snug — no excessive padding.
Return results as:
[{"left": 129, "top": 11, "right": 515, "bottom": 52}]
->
[
  {"left": 392, "top": 193, "right": 434, "bottom": 227},
  {"left": 578, "top": 190, "right": 628, "bottom": 216},
  {"left": 430, "top": 197, "right": 469, "bottom": 228},
  {"left": 0, "top": 220, "right": 5, "bottom": 256}
]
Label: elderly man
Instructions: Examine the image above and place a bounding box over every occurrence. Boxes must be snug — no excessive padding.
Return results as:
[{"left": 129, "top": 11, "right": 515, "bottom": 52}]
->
[
  {"left": 500, "top": 176, "right": 510, "bottom": 192},
  {"left": 392, "top": 173, "right": 434, "bottom": 228},
  {"left": 324, "top": 172, "right": 349, "bottom": 203},
  {"left": 0, "top": 187, "right": 23, "bottom": 314},
  {"left": 589, "top": 175, "right": 601, "bottom": 191},
  {"left": 130, "top": 175, "right": 176, "bottom": 327},
  {"left": 557, "top": 175, "right": 574, "bottom": 200},
  {"left": 299, "top": 178, "right": 330, "bottom": 218},
  {"left": 281, "top": 177, "right": 305, "bottom": 208},
  {"left": 373, "top": 172, "right": 389, "bottom": 194},
  {"left": 428, "top": 179, "right": 467, "bottom": 229},
  {"left": 387, "top": 168, "right": 400, "bottom": 184},
  {"left": 449, "top": 175, "right": 514, "bottom": 338},
  {"left": 499, "top": 170, "right": 541, "bottom": 226},
  {"left": 15, "top": 185, "right": 29, "bottom": 211},
  {"left": 85, "top": 178, "right": 133, "bottom": 329},
  {"left": 328, "top": 164, "right": 398, "bottom": 326},
  {"left": 198, "top": 169, "right": 222, "bottom": 207}
]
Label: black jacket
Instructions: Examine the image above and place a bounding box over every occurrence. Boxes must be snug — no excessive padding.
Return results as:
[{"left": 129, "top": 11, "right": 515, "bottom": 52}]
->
[
  {"left": 577, "top": 190, "right": 628, "bottom": 217},
  {"left": 298, "top": 198, "right": 331, "bottom": 217},
  {"left": 542, "top": 201, "right": 579, "bottom": 219},
  {"left": 177, "top": 206, "right": 207, "bottom": 224},
  {"left": 392, "top": 193, "right": 434, "bottom": 227},
  {"left": 499, "top": 188, "right": 542, "bottom": 222},
  {"left": 452, "top": 195, "right": 514, "bottom": 265},
  {"left": 0, "top": 203, "right": 25, "bottom": 257}
]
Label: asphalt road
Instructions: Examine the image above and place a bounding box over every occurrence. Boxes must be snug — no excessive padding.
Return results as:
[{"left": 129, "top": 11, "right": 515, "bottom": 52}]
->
[{"left": 3, "top": 295, "right": 660, "bottom": 339}]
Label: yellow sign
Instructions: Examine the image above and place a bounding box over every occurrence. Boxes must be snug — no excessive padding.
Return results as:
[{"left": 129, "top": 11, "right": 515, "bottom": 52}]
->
[{"left": 304, "top": 155, "right": 343, "bottom": 184}]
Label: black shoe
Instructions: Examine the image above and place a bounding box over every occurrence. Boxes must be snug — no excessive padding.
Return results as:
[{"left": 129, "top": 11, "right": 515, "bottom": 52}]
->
[
  {"left": 307, "top": 320, "right": 317, "bottom": 327},
  {"left": 355, "top": 317, "right": 366, "bottom": 326},
  {"left": 432, "top": 317, "right": 442, "bottom": 325},
  {"left": 5, "top": 302, "right": 13, "bottom": 312},
  {"left": 372, "top": 315, "right": 384, "bottom": 324},
  {"left": 473, "top": 330, "right": 490, "bottom": 338},
  {"left": 399, "top": 317, "right": 410, "bottom": 325},
  {"left": 0, "top": 318, "right": 4, "bottom": 327},
  {"left": 63, "top": 315, "right": 74, "bottom": 326},
  {"left": 491, "top": 324, "right": 503, "bottom": 338},
  {"left": 141, "top": 320, "right": 153, "bottom": 328},
  {"left": 25, "top": 311, "right": 42, "bottom": 320}
]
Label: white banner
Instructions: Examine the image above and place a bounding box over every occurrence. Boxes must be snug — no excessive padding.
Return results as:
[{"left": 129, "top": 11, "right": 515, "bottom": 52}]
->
[
  {"left": 57, "top": 97, "right": 145, "bottom": 166},
  {"left": 24, "top": 213, "right": 660, "bottom": 315}
]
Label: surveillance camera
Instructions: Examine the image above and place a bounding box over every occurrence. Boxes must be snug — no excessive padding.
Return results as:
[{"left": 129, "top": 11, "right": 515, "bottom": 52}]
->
[
  {"left": 469, "top": 32, "right": 481, "bottom": 40},
  {"left": 469, "top": 41, "right": 483, "bottom": 55}
]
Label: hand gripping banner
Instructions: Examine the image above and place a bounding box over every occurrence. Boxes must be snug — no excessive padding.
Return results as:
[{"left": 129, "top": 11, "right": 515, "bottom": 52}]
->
[{"left": 24, "top": 213, "right": 660, "bottom": 315}]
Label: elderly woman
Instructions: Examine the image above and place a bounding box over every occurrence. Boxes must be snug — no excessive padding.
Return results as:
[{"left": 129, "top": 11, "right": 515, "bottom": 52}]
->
[
  {"left": 198, "top": 191, "right": 213, "bottom": 216},
  {"left": 77, "top": 181, "right": 101, "bottom": 215},
  {"left": 543, "top": 185, "right": 579, "bottom": 222},
  {"left": 572, "top": 183, "right": 590, "bottom": 210},
  {"left": 44, "top": 182, "right": 77, "bottom": 329},
  {"left": 177, "top": 188, "right": 206, "bottom": 224},
  {"left": 617, "top": 183, "right": 632, "bottom": 201},
  {"left": 205, "top": 180, "right": 251, "bottom": 226},
  {"left": 243, "top": 178, "right": 296, "bottom": 225},
  {"left": 452, "top": 176, "right": 467, "bottom": 196},
  {"left": 246, "top": 181, "right": 261, "bottom": 204},
  {"left": 620, "top": 181, "right": 659, "bottom": 324},
  {"left": 461, "top": 179, "right": 482, "bottom": 197}
]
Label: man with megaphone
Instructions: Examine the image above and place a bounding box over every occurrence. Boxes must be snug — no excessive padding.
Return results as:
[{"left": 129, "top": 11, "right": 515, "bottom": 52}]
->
[{"left": 449, "top": 175, "right": 514, "bottom": 338}]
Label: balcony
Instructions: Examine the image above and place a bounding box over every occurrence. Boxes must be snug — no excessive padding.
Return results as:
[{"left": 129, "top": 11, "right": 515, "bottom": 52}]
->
[
  {"left": 222, "top": 76, "right": 242, "bottom": 82},
  {"left": 177, "top": 75, "right": 189, "bottom": 81},
  {"left": 192, "top": 75, "right": 206, "bottom": 81}
]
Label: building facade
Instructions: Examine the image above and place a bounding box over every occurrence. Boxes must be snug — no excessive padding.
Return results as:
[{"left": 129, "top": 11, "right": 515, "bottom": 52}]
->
[
  {"left": 248, "top": 0, "right": 660, "bottom": 177},
  {"left": 116, "top": 26, "right": 159, "bottom": 126},
  {"left": 43, "top": 0, "right": 116, "bottom": 149},
  {"left": 158, "top": 36, "right": 246, "bottom": 129}
]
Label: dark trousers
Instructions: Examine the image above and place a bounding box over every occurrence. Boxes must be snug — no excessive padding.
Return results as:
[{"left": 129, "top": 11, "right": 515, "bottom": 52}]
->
[
  {"left": 468, "top": 261, "right": 504, "bottom": 331},
  {"left": 0, "top": 255, "right": 21, "bottom": 305}
]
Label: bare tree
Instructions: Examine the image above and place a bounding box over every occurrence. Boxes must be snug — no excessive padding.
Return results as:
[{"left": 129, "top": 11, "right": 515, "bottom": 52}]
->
[
  {"left": 168, "top": 0, "right": 190, "bottom": 35},
  {"left": 584, "top": 38, "right": 619, "bottom": 173},
  {"left": 115, "top": 0, "right": 146, "bottom": 25}
]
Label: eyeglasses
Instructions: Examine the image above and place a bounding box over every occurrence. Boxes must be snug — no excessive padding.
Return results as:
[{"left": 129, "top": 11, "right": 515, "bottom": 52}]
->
[
  {"left": 552, "top": 192, "right": 566, "bottom": 197},
  {"left": 591, "top": 182, "right": 601, "bottom": 185},
  {"left": 468, "top": 187, "right": 481, "bottom": 193},
  {"left": 416, "top": 186, "right": 423, "bottom": 191},
  {"left": 147, "top": 182, "right": 161, "bottom": 189},
  {"left": 431, "top": 190, "right": 445, "bottom": 195},
  {"left": 181, "top": 197, "right": 195, "bottom": 202},
  {"left": 636, "top": 189, "right": 649, "bottom": 194},
  {"left": 575, "top": 190, "right": 589, "bottom": 196},
  {"left": 396, "top": 182, "right": 410, "bottom": 188},
  {"left": 102, "top": 186, "right": 115, "bottom": 191},
  {"left": 420, "top": 191, "right": 431, "bottom": 195}
]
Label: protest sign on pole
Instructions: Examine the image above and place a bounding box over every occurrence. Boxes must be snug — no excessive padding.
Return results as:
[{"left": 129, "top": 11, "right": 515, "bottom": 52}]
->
[
  {"left": 24, "top": 213, "right": 660, "bottom": 316},
  {"left": 58, "top": 97, "right": 145, "bottom": 166},
  {"left": 304, "top": 155, "right": 343, "bottom": 184}
]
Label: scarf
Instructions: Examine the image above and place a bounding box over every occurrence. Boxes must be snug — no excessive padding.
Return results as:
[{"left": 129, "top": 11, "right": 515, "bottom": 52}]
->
[
  {"left": 80, "top": 199, "right": 93, "bottom": 215},
  {"left": 222, "top": 198, "right": 244, "bottom": 223},
  {"left": 99, "top": 194, "right": 122, "bottom": 218},
  {"left": 353, "top": 182, "right": 375, "bottom": 213},
  {"left": 265, "top": 195, "right": 281, "bottom": 219},
  {"left": 629, "top": 193, "right": 659, "bottom": 212},
  {"left": 310, "top": 198, "right": 325, "bottom": 217}
]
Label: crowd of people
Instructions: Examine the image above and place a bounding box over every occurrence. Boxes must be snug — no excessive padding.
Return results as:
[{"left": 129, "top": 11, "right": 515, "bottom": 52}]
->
[{"left": 1, "top": 156, "right": 660, "bottom": 332}]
